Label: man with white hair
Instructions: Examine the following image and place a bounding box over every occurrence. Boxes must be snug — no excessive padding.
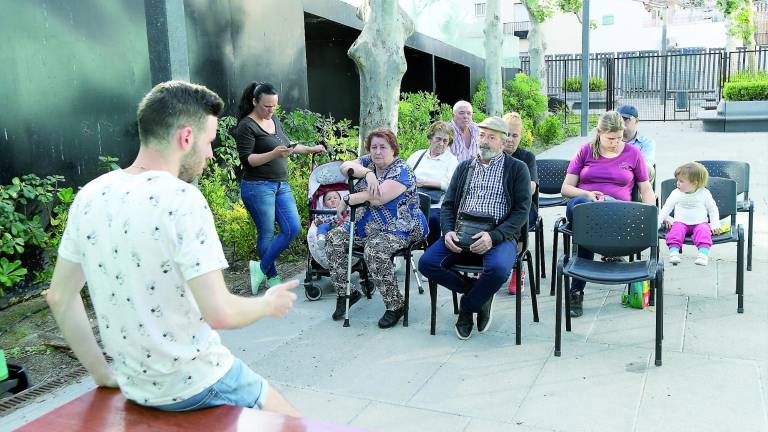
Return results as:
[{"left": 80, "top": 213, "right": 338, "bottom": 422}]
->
[
  {"left": 449, "top": 100, "right": 479, "bottom": 162},
  {"left": 419, "top": 116, "right": 531, "bottom": 340}
]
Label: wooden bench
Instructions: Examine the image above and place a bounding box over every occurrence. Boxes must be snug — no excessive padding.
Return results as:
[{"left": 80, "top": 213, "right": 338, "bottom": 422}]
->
[{"left": 16, "top": 388, "right": 365, "bottom": 432}]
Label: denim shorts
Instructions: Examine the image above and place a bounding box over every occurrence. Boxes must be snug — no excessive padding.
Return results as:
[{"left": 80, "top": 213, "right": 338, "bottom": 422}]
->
[{"left": 151, "top": 359, "right": 269, "bottom": 412}]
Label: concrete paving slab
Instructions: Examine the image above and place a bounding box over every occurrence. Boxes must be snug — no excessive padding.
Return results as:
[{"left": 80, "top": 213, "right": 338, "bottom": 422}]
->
[
  {"left": 515, "top": 344, "right": 652, "bottom": 432},
  {"left": 277, "top": 385, "right": 373, "bottom": 426},
  {"left": 463, "top": 418, "right": 559, "bottom": 432},
  {"left": 682, "top": 297, "right": 768, "bottom": 361},
  {"left": 636, "top": 352, "right": 768, "bottom": 432},
  {"left": 312, "top": 330, "right": 459, "bottom": 404},
  {"left": 408, "top": 334, "right": 552, "bottom": 423},
  {"left": 350, "top": 401, "right": 470, "bottom": 432},
  {"left": 586, "top": 291, "right": 687, "bottom": 352}
]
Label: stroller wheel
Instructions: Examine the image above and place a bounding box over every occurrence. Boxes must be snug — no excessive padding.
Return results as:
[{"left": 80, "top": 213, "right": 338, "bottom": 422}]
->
[{"left": 305, "top": 283, "right": 322, "bottom": 301}]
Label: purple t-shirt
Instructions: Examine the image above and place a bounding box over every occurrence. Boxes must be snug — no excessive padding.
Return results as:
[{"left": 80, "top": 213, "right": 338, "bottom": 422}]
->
[{"left": 567, "top": 143, "right": 649, "bottom": 201}]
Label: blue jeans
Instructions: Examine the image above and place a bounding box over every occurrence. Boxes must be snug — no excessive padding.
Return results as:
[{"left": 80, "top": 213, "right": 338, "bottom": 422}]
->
[
  {"left": 151, "top": 359, "right": 268, "bottom": 411},
  {"left": 565, "top": 197, "right": 594, "bottom": 294},
  {"left": 419, "top": 238, "right": 517, "bottom": 313},
  {"left": 241, "top": 180, "right": 301, "bottom": 278}
]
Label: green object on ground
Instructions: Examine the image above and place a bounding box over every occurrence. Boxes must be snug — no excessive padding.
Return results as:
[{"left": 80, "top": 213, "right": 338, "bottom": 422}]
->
[{"left": 0, "top": 350, "right": 8, "bottom": 381}]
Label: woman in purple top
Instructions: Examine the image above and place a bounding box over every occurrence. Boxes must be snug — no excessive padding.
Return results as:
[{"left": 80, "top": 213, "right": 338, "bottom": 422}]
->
[{"left": 561, "top": 111, "right": 656, "bottom": 318}]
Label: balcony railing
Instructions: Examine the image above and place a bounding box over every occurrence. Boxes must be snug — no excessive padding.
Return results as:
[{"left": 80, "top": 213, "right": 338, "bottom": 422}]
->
[{"left": 504, "top": 21, "right": 530, "bottom": 38}]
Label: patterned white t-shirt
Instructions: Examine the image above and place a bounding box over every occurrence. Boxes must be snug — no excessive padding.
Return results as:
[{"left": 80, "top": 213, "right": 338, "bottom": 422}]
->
[{"left": 58, "top": 170, "right": 233, "bottom": 406}]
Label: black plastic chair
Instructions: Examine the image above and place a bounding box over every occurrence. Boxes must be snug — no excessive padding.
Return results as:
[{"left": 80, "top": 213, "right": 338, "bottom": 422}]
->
[
  {"left": 428, "top": 224, "right": 539, "bottom": 345},
  {"left": 350, "top": 192, "right": 432, "bottom": 327},
  {"left": 554, "top": 201, "right": 664, "bottom": 366},
  {"left": 658, "top": 177, "right": 745, "bottom": 313},
  {"left": 535, "top": 159, "right": 570, "bottom": 295},
  {"left": 696, "top": 160, "right": 753, "bottom": 271}
]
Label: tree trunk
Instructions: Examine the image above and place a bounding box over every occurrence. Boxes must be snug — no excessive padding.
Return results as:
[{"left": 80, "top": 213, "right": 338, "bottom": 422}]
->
[
  {"left": 743, "top": 0, "right": 757, "bottom": 72},
  {"left": 484, "top": 0, "right": 503, "bottom": 116},
  {"left": 348, "top": 0, "right": 415, "bottom": 149},
  {"left": 524, "top": 3, "right": 547, "bottom": 94}
]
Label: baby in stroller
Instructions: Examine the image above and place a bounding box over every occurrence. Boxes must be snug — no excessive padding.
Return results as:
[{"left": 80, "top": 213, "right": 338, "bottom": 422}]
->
[{"left": 314, "top": 190, "right": 347, "bottom": 237}]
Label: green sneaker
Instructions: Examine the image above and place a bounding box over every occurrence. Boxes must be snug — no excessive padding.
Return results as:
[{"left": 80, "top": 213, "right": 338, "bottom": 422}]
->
[
  {"left": 266, "top": 275, "right": 282, "bottom": 288},
  {"left": 249, "top": 261, "right": 265, "bottom": 295}
]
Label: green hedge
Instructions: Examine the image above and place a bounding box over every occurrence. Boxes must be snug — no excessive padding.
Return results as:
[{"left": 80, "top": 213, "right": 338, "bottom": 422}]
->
[
  {"left": 723, "top": 81, "right": 768, "bottom": 101},
  {"left": 562, "top": 77, "right": 606, "bottom": 92}
]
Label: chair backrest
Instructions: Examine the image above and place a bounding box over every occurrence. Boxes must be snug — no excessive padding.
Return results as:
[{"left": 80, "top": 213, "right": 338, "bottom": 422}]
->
[
  {"left": 660, "top": 177, "right": 737, "bottom": 221},
  {"left": 696, "top": 160, "right": 749, "bottom": 198},
  {"left": 417, "top": 192, "right": 431, "bottom": 220},
  {"left": 536, "top": 159, "right": 570, "bottom": 195},
  {"left": 571, "top": 201, "right": 658, "bottom": 257}
]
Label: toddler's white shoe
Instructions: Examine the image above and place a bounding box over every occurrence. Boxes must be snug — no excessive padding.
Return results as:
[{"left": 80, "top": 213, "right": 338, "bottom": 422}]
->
[
  {"left": 695, "top": 253, "right": 709, "bottom": 266},
  {"left": 669, "top": 251, "right": 681, "bottom": 265}
]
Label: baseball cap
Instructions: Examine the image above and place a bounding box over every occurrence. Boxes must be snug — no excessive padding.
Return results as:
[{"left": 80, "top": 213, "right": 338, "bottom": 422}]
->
[{"left": 616, "top": 105, "right": 639, "bottom": 119}]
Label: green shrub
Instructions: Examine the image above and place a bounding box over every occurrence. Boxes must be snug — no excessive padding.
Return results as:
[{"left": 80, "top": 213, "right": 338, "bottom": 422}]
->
[
  {"left": 473, "top": 74, "right": 549, "bottom": 125},
  {"left": 727, "top": 71, "right": 768, "bottom": 83},
  {"left": 505, "top": 73, "right": 549, "bottom": 124},
  {"left": 218, "top": 203, "right": 257, "bottom": 262},
  {"left": 562, "top": 77, "right": 606, "bottom": 92},
  {"left": 533, "top": 115, "right": 566, "bottom": 146},
  {"left": 723, "top": 81, "right": 768, "bottom": 101},
  {"left": 398, "top": 92, "right": 452, "bottom": 160}
]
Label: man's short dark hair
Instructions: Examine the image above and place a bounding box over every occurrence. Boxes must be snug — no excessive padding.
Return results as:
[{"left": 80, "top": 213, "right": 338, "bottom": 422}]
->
[{"left": 137, "top": 81, "right": 224, "bottom": 147}]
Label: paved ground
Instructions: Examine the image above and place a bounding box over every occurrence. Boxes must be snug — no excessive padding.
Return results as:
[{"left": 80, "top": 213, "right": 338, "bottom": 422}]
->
[{"left": 3, "top": 121, "right": 767, "bottom": 432}]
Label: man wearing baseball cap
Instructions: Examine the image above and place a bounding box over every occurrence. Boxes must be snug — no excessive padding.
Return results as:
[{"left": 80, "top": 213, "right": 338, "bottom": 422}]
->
[
  {"left": 617, "top": 104, "right": 656, "bottom": 184},
  {"left": 419, "top": 116, "right": 531, "bottom": 340}
]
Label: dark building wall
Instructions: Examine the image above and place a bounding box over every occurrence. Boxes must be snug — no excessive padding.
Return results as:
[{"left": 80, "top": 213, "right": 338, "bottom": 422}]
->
[
  {"left": 0, "top": 0, "right": 151, "bottom": 186},
  {"left": 304, "top": 13, "right": 360, "bottom": 123},
  {"left": 1, "top": 0, "right": 308, "bottom": 186}
]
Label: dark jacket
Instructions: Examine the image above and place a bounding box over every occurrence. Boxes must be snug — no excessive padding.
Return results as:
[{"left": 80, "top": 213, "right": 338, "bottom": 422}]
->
[{"left": 440, "top": 154, "right": 532, "bottom": 245}]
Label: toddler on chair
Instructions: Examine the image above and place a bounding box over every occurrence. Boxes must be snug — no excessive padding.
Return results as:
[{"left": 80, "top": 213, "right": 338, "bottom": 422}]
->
[{"left": 659, "top": 162, "right": 721, "bottom": 266}]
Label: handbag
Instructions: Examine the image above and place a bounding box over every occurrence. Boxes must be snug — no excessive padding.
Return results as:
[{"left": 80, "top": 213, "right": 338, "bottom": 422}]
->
[
  {"left": 412, "top": 150, "right": 445, "bottom": 204},
  {"left": 417, "top": 187, "right": 444, "bottom": 204},
  {"left": 454, "top": 164, "right": 496, "bottom": 251}
]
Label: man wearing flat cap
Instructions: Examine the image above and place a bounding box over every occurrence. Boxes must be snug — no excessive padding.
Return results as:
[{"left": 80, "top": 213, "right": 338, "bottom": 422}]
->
[
  {"left": 419, "top": 116, "right": 531, "bottom": 340},
  {"left": 617, "top": 104, "right": 656, "bottom": 184}
]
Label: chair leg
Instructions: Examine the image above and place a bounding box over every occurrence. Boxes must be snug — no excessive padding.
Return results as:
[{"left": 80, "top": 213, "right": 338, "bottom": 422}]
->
[
  {"left": 538, "top": 218, "right": 546, "bottom": 279},
  {"left": 550, "top": 227, "right": 559, "bottom": 296},
  {"left": 516, "top": 261, "right": 522, "bottom": 345},
  {"left": 564, "top": 274, "right": 572, "bottom": 333},
  {"left": 533, "top": 231, "right": 541, "bottom": 295},
  {"left": 737, "top": 226, "right": 744, "bottom": 313},
  {"left": 747, "top": 208, "right": 753, "bottom": 271},
  {"left": 429, "top": 281, "right": 437, "bottom": 335},
  {"left": 649, "top": 277, "right": 656, "bottom": 307},
  {"left": 403, "top": 253, "right": 410, "bottom": 327},
  {"left": 411, "top": 257, "right": 424, "bottom": 294},
  {"left": 655, "top": 263, "right": 664, "bottom": 366},
  {"left": 452, "top": 291, "right": 459, "bottom": 315},
  {"left": 526, "top": 251, "right": 539, "bottom": 322},
  {"left": 555, "top": 262, "right": 563, "bottom": 357}
]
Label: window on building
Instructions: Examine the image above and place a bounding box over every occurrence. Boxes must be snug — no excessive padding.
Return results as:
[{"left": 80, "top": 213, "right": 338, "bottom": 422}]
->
[
  {"left": 475, "top": 2, "right": 486, "bottom": 17},
  {"left": 602, "top": 15, "right": 614, "bottom": 25}
]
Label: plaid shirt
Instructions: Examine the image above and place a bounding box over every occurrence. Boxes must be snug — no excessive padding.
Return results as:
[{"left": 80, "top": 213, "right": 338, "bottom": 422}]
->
[
  {"left": 449, "top": 120, "right": 479, "bottom": 162},
  {"left": 460, "top": 153, "right": 508, "bottom": 223}
]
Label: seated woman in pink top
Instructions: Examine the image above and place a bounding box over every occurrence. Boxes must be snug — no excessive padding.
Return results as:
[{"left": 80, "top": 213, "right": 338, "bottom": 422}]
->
[{"left": 560, "top": 110, "right": 656, "bottom": 318}]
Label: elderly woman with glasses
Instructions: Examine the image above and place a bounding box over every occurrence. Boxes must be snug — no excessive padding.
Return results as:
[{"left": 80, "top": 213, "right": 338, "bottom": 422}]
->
[
  {"left": 325, "top": 128, "right": 428, "bottom": 329},
  {"left": 561, "top": 110, "right": 656, "bottom": 318},
  {"left": 406, "top": 121, "right": 459, "bottom": 245}
]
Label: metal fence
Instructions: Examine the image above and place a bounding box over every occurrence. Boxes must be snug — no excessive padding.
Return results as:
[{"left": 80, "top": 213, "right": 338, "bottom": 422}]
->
[{"left": 520, "top": 48, "right": 768, "bottom": 123}]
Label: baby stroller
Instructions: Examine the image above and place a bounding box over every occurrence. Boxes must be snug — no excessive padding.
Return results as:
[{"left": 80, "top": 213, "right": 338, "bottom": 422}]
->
[{"left": 304, "top": 152, "right": 373, "bottom": 301}]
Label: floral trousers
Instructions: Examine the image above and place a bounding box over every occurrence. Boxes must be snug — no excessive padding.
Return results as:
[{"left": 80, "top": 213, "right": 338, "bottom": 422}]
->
[{"left": 325, "top": 226, "right": 409, "bottom": 311}]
